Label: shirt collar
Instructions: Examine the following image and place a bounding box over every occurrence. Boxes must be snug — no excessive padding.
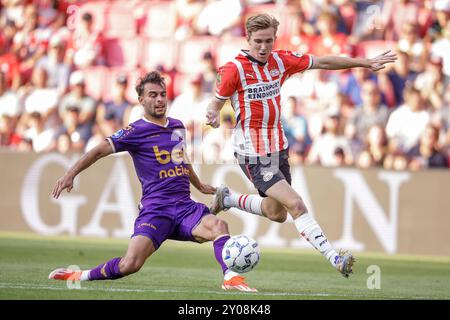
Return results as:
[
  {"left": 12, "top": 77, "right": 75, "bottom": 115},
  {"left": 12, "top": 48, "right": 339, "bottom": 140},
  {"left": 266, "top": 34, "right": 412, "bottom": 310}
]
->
[{"left": 142, "top": 117, "right": 169, "bottom": 127}]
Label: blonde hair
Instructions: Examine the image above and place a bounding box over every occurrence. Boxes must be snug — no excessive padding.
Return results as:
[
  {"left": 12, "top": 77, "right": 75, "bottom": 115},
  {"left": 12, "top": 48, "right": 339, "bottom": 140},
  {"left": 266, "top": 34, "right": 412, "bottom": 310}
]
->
[{"left": 246, "top": 14, "right": 280, "bottom": 40}]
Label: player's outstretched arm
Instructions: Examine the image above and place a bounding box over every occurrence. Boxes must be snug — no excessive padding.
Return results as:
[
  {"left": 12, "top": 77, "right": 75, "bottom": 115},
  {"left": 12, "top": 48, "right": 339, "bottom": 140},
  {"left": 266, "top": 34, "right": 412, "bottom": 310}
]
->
[
  {"left": 311, "top": 50, "right": 397, "bottom": 72},
  {"left": 206, "top": 97, "right": 227, "bottom": 128},
  {"left": 52, "top": 140, "right": 113, "bottom": 199}
]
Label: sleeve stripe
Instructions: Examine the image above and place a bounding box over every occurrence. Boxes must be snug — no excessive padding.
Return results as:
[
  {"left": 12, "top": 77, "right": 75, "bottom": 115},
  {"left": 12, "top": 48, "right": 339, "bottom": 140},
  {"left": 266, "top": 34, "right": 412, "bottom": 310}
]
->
[
  {"left": 106, "top": 138, "right": 116, "bottom": 153},
  {"left": 215, "top": 93, "right": 230, "bottom": 100},
  {"left": 307, "top": 55, "right": 314, "bottom": 69}
]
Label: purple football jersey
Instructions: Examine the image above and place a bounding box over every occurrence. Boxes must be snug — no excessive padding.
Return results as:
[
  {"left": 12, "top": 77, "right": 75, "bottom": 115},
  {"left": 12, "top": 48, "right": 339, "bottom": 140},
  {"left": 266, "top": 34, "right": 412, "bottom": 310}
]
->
[{"left": 107, "top": 117, "right": 191, "bottom": 207}]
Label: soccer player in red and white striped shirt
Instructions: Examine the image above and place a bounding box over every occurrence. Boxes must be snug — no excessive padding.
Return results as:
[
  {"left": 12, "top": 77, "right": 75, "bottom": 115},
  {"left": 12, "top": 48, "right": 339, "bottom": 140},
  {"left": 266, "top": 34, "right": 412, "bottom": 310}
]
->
[{"left": 207, "top": 14, "right": 397, "bottom": 278}]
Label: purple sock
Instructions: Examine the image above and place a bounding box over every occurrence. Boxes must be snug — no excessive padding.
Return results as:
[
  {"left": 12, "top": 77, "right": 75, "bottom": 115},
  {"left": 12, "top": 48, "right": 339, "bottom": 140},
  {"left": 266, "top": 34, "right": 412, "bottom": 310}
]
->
[
  {"left": 88, "top": 257, "right": 123, "bottom": 280},
  {"left": 213, "top": 235, "right": 230, "bottom": 275}
]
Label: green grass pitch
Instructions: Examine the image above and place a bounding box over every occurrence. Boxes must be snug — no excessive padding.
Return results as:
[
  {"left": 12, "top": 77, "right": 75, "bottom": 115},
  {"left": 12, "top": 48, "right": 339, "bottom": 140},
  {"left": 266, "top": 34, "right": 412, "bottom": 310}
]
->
[{"left": 1, "top": 232, "right": 449, "bottom": 300}]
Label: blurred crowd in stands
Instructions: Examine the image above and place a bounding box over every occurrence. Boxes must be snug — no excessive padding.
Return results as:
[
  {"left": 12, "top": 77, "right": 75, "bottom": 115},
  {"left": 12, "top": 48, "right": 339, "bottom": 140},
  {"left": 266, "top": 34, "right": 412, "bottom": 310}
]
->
[{"left": 0, "top": 0, "right": 449, "bottom": 171}]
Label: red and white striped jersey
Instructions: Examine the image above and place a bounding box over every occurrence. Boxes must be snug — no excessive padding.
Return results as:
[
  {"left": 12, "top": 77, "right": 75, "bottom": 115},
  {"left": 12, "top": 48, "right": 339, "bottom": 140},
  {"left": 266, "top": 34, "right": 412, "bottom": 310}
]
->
[{"left": 215, "top": 49, "right": 313, "bottom": 156}]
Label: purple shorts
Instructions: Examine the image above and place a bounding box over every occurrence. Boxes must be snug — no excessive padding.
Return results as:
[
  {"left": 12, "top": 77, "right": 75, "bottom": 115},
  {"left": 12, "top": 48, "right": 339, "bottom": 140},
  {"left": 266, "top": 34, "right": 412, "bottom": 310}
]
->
[{"left": 132, "top": 199, "right": 210, "bottom": 250}]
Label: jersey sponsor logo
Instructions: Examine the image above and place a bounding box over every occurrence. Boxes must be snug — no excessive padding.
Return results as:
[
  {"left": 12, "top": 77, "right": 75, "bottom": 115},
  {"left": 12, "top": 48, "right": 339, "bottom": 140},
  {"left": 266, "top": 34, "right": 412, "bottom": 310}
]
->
[
  {"left": 293, "top": 52, "right": 304, "bottom": 57},
  {"left": 245, "top": 78, "right": 281, "bottom": 101},
  {"left": 159, "top": 164, "right": 190, "bottom": 179},
  {"left": 153, "top": 146, "right": 184, "bottom": 165},
  {"left": 269, "top": 69, "right": 280, "bottom": 77},
  {"left": 245, "top": 72, "right": 255, "bottom": 78},
  {"left": 152, "top": 145, "right": 189, "bottom": 179}
]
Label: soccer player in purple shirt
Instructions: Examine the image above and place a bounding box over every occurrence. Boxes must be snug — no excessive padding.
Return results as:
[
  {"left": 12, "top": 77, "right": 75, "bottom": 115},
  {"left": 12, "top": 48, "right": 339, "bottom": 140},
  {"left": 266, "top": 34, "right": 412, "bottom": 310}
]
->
[{"left": 49, "top": 71, "right": 257, "bottom": 292}]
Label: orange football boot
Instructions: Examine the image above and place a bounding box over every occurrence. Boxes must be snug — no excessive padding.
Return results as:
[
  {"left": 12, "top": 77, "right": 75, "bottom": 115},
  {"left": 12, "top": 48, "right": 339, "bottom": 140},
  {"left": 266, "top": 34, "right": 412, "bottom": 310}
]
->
[
  {"left": 222, "top": 275, "right": 257, "bottom": 292},
  {"left": 48, "top": 268, "right": 82, "bottom": 281}
]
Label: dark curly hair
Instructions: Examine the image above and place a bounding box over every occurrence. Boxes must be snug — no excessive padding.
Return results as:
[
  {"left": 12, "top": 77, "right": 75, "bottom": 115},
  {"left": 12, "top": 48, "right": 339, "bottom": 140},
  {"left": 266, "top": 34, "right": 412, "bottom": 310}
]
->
[{"left": 135, "top": 71, "right": 166, "bottom": 98}]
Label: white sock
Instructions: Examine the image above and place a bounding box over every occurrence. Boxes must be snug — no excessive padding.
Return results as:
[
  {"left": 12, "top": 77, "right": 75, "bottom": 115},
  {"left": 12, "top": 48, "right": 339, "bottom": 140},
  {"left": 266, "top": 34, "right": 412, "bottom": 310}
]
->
[
  {"left": 81, "top": 270, "right": 90, "bottom": 281},
  {"left": 224, "top": 270, "right": 240, "bottom": 280},
  {"left": 294, "top": 213, "right": 339, "bottom": 267},
  {"left": 224, "top": 193, "right": 263, "bottom": 216}
]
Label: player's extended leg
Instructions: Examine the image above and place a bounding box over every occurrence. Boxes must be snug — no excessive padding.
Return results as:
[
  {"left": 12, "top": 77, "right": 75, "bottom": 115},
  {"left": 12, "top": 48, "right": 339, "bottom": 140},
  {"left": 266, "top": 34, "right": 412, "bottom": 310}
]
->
[
  {"left": 211, "top": 185, "right": 288, "bottom": 223},
  {"left": 191, "top": 214, "right": 257, "bottom": 292},
  {"left": 265, "top": 180, "right": 355, "bottom": 278},
  {"left": 49, "top": 235, "right": 156, "bottom": 281}
]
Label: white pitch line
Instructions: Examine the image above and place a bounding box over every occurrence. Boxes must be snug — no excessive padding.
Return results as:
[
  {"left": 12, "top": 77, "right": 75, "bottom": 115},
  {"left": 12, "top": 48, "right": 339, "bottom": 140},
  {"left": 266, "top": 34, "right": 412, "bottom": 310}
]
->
[
  {"left": 0, "top": 282, "right": 332, "bottom": 297},
  {"left": 0, "top": 282, "right": 436, "bottom": 299}
]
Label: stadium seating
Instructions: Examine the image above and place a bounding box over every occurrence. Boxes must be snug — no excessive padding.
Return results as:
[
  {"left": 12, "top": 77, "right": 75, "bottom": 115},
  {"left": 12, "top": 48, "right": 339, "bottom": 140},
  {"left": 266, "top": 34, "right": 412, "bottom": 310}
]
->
[
  {"left": 123, "top": 69, "right": 142, "bottom": 104},
  {"left": 277, "top": 6, "right": 302, "bottom": 39},
  {"left": 78, "top": 0, "right": 108, "bottom": 33},
  {"left": 78, "top": 66, "right": 109, "bottom": 101},
  {"left": 139, "top": 1, "right": 177, "bottom": 38},
  {"left": 104, "top": 37, "right": 142, "bottom": 68},
  {"left": 216, "top": 37, "right": 248, "bottom": 67},
  {"left": 103, "top": 67, "right": 143, "bottom": 104},
  {"left": 104, "top": 1, "right": 138, "bottom": 38},
  {"left": 339, "top": 4, "right": 357, "bottom": 34},
  {"left": 356, "top": 40, "right": 397, "bottom": 58},
  {"left": 141, "top": 38, "right": 176, "bottom": 71},
  {"left": 177, "top": 37, "right": 218, "bottom": 74},
  {"left": 173, "top": 72, "right": 192, "bottom": 98},
  {"left": 243, "top": 4, "right": 280, "bottom": 19}
]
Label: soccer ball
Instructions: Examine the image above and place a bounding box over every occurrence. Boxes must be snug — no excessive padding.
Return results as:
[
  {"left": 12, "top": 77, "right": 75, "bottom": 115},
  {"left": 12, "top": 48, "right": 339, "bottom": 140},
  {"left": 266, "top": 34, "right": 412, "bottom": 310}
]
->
[{"left": 222, "top": 235, "right": 260, "bottom": 273}]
